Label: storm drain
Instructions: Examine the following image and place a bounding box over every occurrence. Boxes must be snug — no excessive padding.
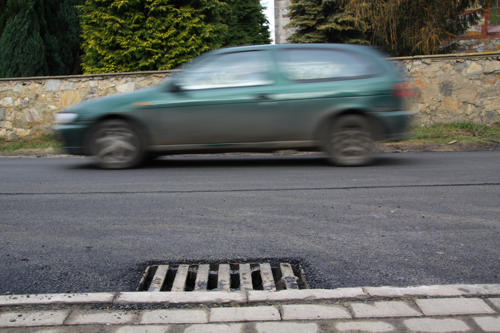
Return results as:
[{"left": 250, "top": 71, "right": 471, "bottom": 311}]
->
[{"left": 138, "top": 263, "right": 308, "bottom": 292}]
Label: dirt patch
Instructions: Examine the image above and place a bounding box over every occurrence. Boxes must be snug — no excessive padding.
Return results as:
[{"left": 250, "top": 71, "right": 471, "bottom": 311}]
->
[
  {"left": 381, "top": 141, "right": 500, "bottom": 153},
  {"left": 0, "top": 142, "right": 498, "bottom": 158},
  {"left": 0, "top": 148, "right": 74, "bottom": 158}
]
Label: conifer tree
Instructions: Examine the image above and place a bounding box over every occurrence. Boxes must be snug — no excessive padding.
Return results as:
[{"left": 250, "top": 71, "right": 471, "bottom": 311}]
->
[
  {"left": 0, "top": 0, "right": 7, "bottom": 35},
  {"left": 79, "top": 0, "right": 270, "bottom": 74},
  {"left": 79, "top": 0, "right": 226, "bottom": 73},
  {"left": 0, "top": 0, "right": 82, "bottom": 77},
  {"left": 0, "top": 0, "right": 47, "bottom": 77},
  {"left": 287, "top": 0, "right": 367, "bottom": 44},
  {"left": 222, "top": 0, "right": 271, "bottom": 46}
]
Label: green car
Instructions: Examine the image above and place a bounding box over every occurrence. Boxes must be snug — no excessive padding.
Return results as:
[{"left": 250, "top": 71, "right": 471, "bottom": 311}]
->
[{"left": 55, "top": 44, "right": 414, "bottom": 169}]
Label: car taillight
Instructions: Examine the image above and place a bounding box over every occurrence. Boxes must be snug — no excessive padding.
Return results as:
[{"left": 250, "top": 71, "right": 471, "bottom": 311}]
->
[{"left": 393, "top": 82, "right": 417, "bottom": 98}]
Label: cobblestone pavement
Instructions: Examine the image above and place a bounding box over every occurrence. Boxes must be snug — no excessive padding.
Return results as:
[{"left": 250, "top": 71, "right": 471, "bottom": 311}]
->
[{"left": 1, "top": 284, "right": 499, "bottom": 332}]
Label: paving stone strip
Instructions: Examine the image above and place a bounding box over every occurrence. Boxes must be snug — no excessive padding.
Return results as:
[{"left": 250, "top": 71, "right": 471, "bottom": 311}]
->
[
  {"left": 140, "top": 309, "right": 208, "bottom": 325},
  {"left": 350, "top": 301, "right": 423, "bottom": 318},
  {"left": 403, "top": 318, "right": 471, "bottom": 332},
  {"left": 487, "top": 298, "right": 500, "bottom": 311},
  {"left": 0, "top": 284, "right": 499, "bottom": 332},
  {"left": 415, "top": 298, "right": 495, "bottom": 316},
  {"left": 281, "top": 304, "right": 351, "bottom": 320}
]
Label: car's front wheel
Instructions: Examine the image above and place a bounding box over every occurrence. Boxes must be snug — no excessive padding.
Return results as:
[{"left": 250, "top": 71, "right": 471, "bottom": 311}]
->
[
  {"left": 325, "top": 115, "right": 374, "bottom": 166},
  {"left": 88, "top": 119, "right": 144, "bottom": 169}
]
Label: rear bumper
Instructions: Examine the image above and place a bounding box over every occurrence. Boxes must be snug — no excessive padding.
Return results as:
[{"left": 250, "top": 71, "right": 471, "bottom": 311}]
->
[
  {"left": 369, "top": 110, "right": 415, "bottom": 141},
  {"left": 53, "top": 124, "right": 88, "bottom": 155}
]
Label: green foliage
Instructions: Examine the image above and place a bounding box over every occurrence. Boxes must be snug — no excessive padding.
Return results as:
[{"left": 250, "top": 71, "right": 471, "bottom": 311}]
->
[
  {"left": 79, "top": 0, "right": 218, "bottom": 73},
  {"left": 222, "top": 0, "right": 271, "bottom": 46},
  {"left": 79, "top": 0, "right": 270, "bottom": 74},
  {"left": 287, "top": 0, "right": 368, "bottom": 44},
  {"left": 0, "top": 0, "right": 82, "bottom": 77},
  {"left": 0, "top": 0, "right": 7, "bottom": 35},
  {"left": 491, "top": 7, "right": 500, "bottom": 25},
  {"left": 0, "top": 0, "right": 46, "bottom": 77}
]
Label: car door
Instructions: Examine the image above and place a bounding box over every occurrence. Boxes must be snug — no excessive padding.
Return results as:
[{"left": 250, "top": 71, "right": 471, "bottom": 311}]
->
[
  {"left": 145, "top": 50, "right": 279, "bottom": 146},
  {"left": 266, "top": 47, "right": 383, "bottom": 140}
]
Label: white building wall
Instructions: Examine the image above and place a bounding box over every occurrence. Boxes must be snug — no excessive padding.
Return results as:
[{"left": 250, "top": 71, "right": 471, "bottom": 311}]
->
[{"left": 274, "top": 0, "right": 294, "bottom": 44}]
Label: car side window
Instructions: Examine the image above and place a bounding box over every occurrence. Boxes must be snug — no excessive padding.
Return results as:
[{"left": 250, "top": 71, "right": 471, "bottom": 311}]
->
[
  {"left": 177, "top": 51, "right": 272, "bottom": 90},
  {"left": 277, "top": 48, "right": 377, "bottom": 82}
]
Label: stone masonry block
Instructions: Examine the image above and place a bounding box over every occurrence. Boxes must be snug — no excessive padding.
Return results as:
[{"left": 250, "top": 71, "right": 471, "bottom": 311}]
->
[
  {"left": 184, "top": 323, "right": 244, "bottom": 333},
  {"left": 455, "top": 284, "right": 500, "bottom": 295},
  {"left": 140, "top": 309, "right": 208, "bottom": 324},
  {"left": 281, "top": 304, "right": 351, "bottom": 320},
  {"left": 115, "top": 326, "right": 170, "bottom": 333},
  {"left": 488, "top": 298, "right": 500, "bottom": 311},
  {"left": 365, "top": 284, "right": 500, "bottom": 298},
  {"left": 404, "top": 318, "right": 470, "bottom": 332},
  {"left": 365, "top": 285, "right": 464, "bottom": 297},
  {"left": 0, "top": 310, "right": 69, "bottom": 328},
  {"left": 256, "top": 322, "right": 318, "bottom": 333},
  {"left": 248, "top": 288, "right": 366, "bottom": 302},
  {"left": 28, "top": 328, "right": 71, "bottom": 333},
  {"left": 209, "top": 306, "right": 280, "bottom": 322},
  {"left": 350, "top": 301, "right": 422, "bottom": 318},
  {"left": 473, "top": 316, "right": 500, "bottom": 332},
  {"left": 65, "top": 310, "right": 137, "bottom": 325},
  {"left": 415, "top": 298, "right": 495, "bottom": 316},
  {"left": 115, "top": 291, "right": 246, "bottom": 304},
  {"left": 0, "top": 293, "right": 115, "bottom": 306},
  {"left": 336, "top": 321, "right": 395, "bottom": 332}
]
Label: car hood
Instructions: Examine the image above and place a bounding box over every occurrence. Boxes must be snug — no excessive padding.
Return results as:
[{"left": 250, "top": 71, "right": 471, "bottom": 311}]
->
[{"left": 68, "top": 86, "right": 163, "bottom": 117}]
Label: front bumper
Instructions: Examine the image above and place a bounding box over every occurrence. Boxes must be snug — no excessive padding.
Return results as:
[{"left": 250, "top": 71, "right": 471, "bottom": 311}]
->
[{"left": 53, "top": 124, "right": 89, "bottom": 155}]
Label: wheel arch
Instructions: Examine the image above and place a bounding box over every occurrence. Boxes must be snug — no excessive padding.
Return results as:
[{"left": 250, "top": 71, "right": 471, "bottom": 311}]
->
[
  {"left": 83, "top": 114, "right": 151, "bottom": 156},
  {"left": 314, "top": 108, "right": 385, "bottom": 144}
]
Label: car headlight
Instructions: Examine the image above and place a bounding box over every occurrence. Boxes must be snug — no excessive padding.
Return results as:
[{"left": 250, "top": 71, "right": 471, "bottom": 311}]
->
[{"left": 54, "top": 112, "right": 78, "bottom": 125}]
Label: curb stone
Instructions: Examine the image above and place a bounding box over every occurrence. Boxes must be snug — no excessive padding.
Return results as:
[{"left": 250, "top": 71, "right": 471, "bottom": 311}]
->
[
  {"left": 115, "top": 291, "right": 247, "bottom": 304},
  {"left": 1, "top": 284, "right": 500, "bottom": 332},
  {"left": 2, "top": 284, "right": 500, "bottom": 307},
  {"left": 0, "top": 293, "right": 115, "bottom": 306}
]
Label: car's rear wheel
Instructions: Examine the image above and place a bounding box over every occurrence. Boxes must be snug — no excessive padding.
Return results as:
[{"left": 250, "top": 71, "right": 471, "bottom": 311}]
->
[
  {"left": 88, "top": 119, "right": 144, "bottom": 169},
  {"left": 325, "top": 115, "right": 374, "bottom": 166}
]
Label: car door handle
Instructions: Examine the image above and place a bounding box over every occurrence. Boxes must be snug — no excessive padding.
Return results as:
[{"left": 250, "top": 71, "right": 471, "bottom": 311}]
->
[{"left": 256, "top": 93, "right": 271, "bottom": 100}]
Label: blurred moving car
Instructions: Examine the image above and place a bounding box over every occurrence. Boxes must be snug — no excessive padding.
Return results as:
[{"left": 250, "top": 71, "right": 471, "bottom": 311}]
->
[{"left": 54, "top": 44, "right": 415, "bottom": 169}]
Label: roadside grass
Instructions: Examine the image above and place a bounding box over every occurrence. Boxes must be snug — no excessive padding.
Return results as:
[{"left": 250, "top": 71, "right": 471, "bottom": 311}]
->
[
  {"left": 0, "top": 122, "right": 499, "bottom": 153},
  {"left": 398, "top": 122, "right": 500, "bottom": 145},
  {"left": 0, "top": 134, "right": 61, "bottom": 153}
]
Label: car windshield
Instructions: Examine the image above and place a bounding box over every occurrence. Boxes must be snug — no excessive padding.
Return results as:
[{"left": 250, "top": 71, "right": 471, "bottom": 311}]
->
[{"left": 174, "top": 51, "right": 272, "bottom": 90}]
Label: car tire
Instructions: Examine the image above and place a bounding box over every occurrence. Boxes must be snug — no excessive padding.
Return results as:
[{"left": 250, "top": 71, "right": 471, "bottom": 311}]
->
[
  {"left": 88, "top": 119, "right": 145, "bottom": 169},
  {"left": 325, "top": 115, "right": 374, "bottom": 166}
]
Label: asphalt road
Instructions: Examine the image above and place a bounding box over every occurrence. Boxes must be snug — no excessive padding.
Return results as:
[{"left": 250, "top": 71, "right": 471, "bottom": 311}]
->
[{"left": 1, "top": 151, "right": 499, "bottom": 294}]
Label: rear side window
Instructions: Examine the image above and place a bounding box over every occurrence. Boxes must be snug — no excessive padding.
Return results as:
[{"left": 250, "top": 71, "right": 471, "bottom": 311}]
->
[{"left": 277, "top": 48, "right": 378, "bottom": 82}]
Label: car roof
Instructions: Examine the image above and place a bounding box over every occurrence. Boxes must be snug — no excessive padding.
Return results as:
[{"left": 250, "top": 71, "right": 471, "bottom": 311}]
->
[{"left": 210, "top": 43, "right": 379, "bottom": 56}]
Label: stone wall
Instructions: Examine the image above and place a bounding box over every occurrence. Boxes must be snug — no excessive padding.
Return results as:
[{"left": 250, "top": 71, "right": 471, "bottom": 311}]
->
[
  {"left": 0, "top": 53, "right": 499, "bottom": 140},
  {"left": 0, "top": 71, "right": 169, "bottom": 141},
  {"left": 395, "top": 53, "right": 500, "bottom": 126}
]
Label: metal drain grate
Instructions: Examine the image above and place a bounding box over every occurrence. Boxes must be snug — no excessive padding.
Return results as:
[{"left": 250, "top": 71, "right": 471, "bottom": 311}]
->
[{"left": 138, "top": 262, "right": 308, "bottom": 292}]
